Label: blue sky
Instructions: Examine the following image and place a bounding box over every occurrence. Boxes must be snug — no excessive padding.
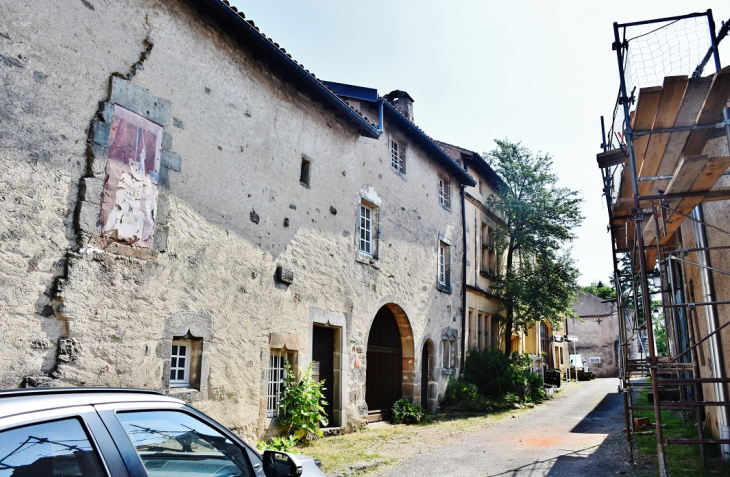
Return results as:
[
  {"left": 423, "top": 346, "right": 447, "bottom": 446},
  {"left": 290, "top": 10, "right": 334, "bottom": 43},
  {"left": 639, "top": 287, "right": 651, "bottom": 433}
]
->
[{"left": 232, "top": 1, "right": 730, "bottom": 285}]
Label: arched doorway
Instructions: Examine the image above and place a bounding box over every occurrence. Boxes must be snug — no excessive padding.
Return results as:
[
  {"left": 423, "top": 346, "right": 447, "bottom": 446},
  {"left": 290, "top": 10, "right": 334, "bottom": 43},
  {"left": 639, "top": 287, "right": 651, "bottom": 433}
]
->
[{"left": 366, "top": 304, "right": 414, "bottom": 421}]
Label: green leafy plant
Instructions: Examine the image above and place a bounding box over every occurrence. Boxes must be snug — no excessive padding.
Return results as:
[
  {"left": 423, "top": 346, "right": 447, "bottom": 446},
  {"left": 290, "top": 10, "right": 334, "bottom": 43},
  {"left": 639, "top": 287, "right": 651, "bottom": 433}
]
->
[
  {"left": 442, "top": 377, "right": 481, "bottom": 409},
  {"left": 461, "top": 349, "right": 547, "bottom": 405},
  {"left": 391, "top": 398, "right": 428, "bottom": 424},
  {"left": 526, "top": 372, "right": 547, "bottom": 403},
  {"left": 278, "top": 362, "right": 328, "bottom": 442},
  {"left": 256, "top": 435, "right": 299, "bottom": 453}
]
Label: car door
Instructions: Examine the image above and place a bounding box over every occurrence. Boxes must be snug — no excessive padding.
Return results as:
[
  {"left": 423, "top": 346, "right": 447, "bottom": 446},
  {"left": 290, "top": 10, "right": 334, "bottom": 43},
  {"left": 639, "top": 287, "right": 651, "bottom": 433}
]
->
[
  {"left": 95, "top": 402, "right": 265, "bottom": 477},
  {"left": 0, "top": 405, "right": 129, "bottom": 477}
]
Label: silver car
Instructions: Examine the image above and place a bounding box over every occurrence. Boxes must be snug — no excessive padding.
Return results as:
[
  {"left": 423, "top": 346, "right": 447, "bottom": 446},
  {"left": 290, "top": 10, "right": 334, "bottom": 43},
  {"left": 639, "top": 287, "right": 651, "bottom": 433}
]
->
[{"left": 0, "top": 388, "right": 324, "bottom": 477}]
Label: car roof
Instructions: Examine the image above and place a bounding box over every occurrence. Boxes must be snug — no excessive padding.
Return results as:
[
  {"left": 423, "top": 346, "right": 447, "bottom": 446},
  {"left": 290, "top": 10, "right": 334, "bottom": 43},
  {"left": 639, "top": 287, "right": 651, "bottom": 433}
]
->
[{"left": 0, "top": 388, "right": 184, "bottom": 419}]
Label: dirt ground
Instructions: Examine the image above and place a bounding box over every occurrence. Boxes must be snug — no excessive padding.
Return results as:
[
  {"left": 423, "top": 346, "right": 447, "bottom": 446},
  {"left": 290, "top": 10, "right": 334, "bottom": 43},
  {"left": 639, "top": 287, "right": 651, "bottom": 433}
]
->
[{"left": 304, "top": 379, "right": 656, "bottom": 477}]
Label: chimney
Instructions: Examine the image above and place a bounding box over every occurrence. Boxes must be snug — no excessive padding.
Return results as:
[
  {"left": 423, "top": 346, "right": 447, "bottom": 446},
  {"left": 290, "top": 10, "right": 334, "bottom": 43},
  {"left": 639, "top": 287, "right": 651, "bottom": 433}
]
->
[{"left": 384, "top": 90, "right": 414, "bottom": 122}]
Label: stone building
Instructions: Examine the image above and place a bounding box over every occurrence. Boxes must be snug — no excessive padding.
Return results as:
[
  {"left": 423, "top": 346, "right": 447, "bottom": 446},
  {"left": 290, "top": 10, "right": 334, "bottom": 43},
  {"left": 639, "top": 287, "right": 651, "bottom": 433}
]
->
[
  {"left": 569, "top": 292, "right": 620, "bottom": 378},
  {"left": 0, "top": 0, "right": 475, "bottom": 439},
  {"left": 435, "top": 142, "right": 506, "bottom": 361}
]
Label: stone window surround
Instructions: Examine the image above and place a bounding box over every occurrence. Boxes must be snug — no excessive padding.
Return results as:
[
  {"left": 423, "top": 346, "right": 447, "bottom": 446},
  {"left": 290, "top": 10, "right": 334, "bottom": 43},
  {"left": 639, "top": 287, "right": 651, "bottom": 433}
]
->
[
  {"left": 441, "top": 327, "right": 459, "bottom": 375},
  {"left": 438, "top": 175, "right": 451, "bottom": 211},
  {"left": 300, "top": 153, "right": 313, "bottom": 188},
  {"left": 77, "top": 75, "right": 181, "bottom": 255},
  {"left": 159, "top": 311, "right": 212, "bottom": 401},
  {"left": 355, "top": 186, "right": 382, "bottom": 268},
  {"left": 262, "top": 332, "right": 300, "bottom": 430},
  {"left": 389, "top": 134, "right": 407, "bottom": 180},
  {"left": 437, "top": 233, "right": 452, "bottom": 293}
]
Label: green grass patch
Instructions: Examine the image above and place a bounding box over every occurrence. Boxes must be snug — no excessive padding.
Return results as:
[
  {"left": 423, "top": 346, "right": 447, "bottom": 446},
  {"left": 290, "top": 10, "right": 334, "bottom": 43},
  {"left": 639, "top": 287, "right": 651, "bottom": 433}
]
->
[{"left": 632, "top": 392, "right": 730, "bottom": 475}]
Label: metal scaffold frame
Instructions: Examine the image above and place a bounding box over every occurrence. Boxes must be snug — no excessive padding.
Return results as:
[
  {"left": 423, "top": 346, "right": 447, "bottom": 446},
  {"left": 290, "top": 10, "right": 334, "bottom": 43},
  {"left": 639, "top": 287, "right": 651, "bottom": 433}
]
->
[{"left": 598, "top": 9, "right": 730, "bottom": 476}]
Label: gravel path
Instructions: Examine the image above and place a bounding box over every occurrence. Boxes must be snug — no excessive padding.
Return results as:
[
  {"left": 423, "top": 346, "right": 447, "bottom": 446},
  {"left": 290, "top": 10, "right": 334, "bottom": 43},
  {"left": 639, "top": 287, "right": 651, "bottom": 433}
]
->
[{"left": 375, "top": 378, "right": 654, "bottom": 477}]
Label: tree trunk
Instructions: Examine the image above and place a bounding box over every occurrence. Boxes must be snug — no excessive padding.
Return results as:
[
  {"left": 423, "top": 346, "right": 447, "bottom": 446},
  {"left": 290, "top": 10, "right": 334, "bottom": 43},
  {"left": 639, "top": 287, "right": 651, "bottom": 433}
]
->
[{"left": 504, "top": 241, "right": 515, "bottom": 356}]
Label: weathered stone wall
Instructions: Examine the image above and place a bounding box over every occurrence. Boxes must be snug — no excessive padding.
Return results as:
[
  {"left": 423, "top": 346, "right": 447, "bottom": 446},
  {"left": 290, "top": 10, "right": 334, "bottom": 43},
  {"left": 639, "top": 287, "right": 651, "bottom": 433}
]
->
[
  {"left": 675, "top": 135, "right": 730, "bottom": 439},
  {"left": 0, "top": 0, "right": 465, "bottom": 440}
]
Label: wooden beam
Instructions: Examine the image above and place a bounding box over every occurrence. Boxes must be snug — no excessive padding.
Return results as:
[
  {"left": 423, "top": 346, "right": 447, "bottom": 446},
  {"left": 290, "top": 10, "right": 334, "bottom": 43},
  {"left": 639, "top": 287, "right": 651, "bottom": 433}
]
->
[
  {"left": 683, "top": 66, "right": 730, "bottom": 156},
  {"left": 597, "top": 147, "right": 627, "bottom": 168},
  {"left": 650, "top": 78, "right": 713, "bottom": 196},
  {"left": 630, "top": 87, "right": 663, "bottom": 175},
  {"left": 638, "top": 76, "right": 688, "bottom": 195},
  {"left": 644, "top": 155, "right": 708, "bottom": 245}
]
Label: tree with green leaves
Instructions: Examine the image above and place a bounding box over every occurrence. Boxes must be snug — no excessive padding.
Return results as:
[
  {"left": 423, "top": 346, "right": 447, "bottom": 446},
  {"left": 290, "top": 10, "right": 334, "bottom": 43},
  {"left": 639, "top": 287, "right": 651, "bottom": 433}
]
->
[
  {"left": 485, "top": 140, "right": 583, "bottom": 355},
  {"left": 581, "top": 280, "right": 617, "bottom": 301}
]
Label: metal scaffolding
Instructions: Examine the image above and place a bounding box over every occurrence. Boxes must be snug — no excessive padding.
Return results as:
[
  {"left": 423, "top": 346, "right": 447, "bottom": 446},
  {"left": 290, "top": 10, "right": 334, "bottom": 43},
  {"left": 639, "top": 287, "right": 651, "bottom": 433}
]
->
[{"left": 598, "top": 9, "right": 730, "bottom": 476}]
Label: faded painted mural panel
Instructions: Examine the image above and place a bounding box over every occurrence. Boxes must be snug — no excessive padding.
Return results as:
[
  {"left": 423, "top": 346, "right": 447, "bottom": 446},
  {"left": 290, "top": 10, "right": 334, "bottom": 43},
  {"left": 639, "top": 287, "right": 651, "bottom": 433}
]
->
[{"left": 101, "top": 105, "right": 162, "bottom": 247}]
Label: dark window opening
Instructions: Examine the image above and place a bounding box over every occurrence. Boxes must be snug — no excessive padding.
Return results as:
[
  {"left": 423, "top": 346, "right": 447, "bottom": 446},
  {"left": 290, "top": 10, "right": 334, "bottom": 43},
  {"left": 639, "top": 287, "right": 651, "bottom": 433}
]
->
[{"left": 300, "top": 156, "right": 311, "bottom": 187}]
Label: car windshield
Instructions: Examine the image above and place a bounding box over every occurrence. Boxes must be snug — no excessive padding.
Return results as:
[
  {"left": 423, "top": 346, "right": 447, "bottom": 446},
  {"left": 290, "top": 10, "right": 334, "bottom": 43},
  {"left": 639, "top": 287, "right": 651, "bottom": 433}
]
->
[{"left": 117, "top": 410, "right": 253, "bottom": 477}]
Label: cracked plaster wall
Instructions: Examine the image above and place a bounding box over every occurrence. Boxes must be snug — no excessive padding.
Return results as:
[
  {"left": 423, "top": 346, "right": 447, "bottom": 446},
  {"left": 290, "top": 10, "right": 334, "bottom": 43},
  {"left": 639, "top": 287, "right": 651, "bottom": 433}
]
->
[{"left": 0, "top": 0, "right": 464, "bottom": 440}]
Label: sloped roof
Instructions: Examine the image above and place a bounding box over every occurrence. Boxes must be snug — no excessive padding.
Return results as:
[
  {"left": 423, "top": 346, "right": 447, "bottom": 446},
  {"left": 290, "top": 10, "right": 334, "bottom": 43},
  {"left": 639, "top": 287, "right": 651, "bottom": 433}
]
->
[{"left": 196, "top": 0, "right": 380, "bottom": 138}]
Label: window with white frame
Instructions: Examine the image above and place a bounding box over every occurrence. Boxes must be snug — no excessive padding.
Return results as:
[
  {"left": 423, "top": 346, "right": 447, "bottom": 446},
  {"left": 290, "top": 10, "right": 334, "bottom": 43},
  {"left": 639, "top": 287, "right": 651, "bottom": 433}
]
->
[
  {"left": 438, "top": 176, "right": 451, "bottom": 210},
  {"left": 170, "top": 340, "right": 191, "bottom": 387},
  {"left": 358, "top": 200, "right": 378, "bottom": 257},
  {"left": 390, "top": 139, "right": 406, "bottom": 175},
  {"left": 589, "top": 357, "right": 601, "bottom": 364},
  {"left": 438, "top": 241, "right": 451, "bottom": 290},
  {"left": 267, "top": 349, "right": 296, "bottom": 418}
]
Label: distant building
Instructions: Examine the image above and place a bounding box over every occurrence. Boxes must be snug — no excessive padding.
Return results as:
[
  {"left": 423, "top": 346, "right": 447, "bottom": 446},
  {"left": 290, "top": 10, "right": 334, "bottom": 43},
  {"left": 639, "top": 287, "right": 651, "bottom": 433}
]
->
[{"left": 569, "top": 292, "right": 620, "bottom": 377}]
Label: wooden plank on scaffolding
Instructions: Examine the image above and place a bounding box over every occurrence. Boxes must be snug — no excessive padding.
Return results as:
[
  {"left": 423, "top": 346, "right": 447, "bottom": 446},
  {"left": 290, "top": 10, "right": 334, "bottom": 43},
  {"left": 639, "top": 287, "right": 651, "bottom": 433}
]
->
[
  {"left": 657, "top": 155, "right": 730, "bottom": 246},
  {"left": 637, "top": 76, "right": 688, "bottom": 196},
  {"left": 643, "top": 155, "right": 708, "bottom": 245},
  {"left": 683, "top": 65, "right": 730, "bottom": 156},
  {"left": 651, "top": 77, "right": 713, "bottom": 195},
  {"left": 597, "top": 147, "right": 627, "bottom": 168},
  {"left": 629, "top": 86, "right": 663, "bottom": 175}
]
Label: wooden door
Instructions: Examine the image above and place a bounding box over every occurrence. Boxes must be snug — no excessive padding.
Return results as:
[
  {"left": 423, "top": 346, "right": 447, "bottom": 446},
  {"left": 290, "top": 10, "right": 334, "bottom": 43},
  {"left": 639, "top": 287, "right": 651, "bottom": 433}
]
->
[
  {"left": 366, "top": 308, "right": 402, "bottom": 421},
  {"left": 312, "top": 326, "right": 335, "bottom": 425}
]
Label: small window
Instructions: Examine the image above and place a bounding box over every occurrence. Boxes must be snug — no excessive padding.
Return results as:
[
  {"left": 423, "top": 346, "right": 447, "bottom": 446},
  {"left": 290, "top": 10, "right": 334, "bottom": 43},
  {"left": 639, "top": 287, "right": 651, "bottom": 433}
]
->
[
  {"left": 117, "top": 410, "right": 255, "bottom": 477},
  {"left": 589, "top": 357, "right": 602, "bottom": 364},
  {"left": 170, "top": 340, "right": 191, "bottom": 387},
  {"left": 481, "top": 222, "right": 497, "bottom": 276},
  {"left": 438, "top": 241, "right": 451, "bottom": 291},
  {"left": 468, "top": 309, "right": 476, "bottom": 350},
  {"left": 540, "top": 322, "right": 550, "bottom": 355},
  {"left": 0, "top": 418, "right": 105, "bottom": 476},
  {"left": 390, "top": 139, "right": 406, "bottom": 176},
  {"left": 300, "top": 155, "right": 311, "bottom": 187},
  {"left": 267, "top": 349, "right": 296, "bottom": 418},
  {"left": 438, "top": 176, "right": 451, "bottom": 210},
  {"left": 478, "top": 313, "right": 487, "bottom": 350},
  {"left": 358, "top": 200, "right": 378, "bottom": 258}
]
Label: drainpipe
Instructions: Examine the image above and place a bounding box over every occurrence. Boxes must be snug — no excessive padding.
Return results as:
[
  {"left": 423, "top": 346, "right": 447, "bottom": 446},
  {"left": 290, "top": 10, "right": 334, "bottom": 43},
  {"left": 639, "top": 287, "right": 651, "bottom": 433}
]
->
[
  {"left": 460, "top": 183, "right": 468, "bottom": 372},
  {"left": 691, "top": 204, "right": 730, "bottom": 459}
]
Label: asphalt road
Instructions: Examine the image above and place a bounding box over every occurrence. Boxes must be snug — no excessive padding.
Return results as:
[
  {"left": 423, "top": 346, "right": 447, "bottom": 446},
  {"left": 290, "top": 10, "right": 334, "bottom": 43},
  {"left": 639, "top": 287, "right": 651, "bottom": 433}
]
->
[{"left": 377, "top": 378, "right": 653, "bottom": 477}]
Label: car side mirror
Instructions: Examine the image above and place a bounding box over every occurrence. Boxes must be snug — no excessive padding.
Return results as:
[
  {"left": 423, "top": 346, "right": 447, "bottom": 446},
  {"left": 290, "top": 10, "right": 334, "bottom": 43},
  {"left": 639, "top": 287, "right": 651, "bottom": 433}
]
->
[{"left": 262, "top": 450, "right": 303, "bottom": 477}]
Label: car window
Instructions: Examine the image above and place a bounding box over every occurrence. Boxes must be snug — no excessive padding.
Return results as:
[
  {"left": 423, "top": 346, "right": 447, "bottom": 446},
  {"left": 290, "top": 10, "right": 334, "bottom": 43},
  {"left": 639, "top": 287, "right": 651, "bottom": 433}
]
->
[
  {"left": 0, "top": 417, "right": 106, "bottom": 476},
  {"left": 116, "top": 410, "right": 254, "bottom": 477}
]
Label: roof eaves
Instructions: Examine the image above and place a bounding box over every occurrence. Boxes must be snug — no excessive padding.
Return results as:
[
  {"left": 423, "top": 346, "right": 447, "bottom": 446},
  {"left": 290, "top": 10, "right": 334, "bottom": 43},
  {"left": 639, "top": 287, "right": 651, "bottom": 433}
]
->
[
  {"left": 435, "top": 140, "right": 507, "bottom": 191},
  {"left": 382, "top": 100, "right": 476, "bottom": 186},
  {"left": 200, "top": 0, "right": 381, "bottom": 139}
]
